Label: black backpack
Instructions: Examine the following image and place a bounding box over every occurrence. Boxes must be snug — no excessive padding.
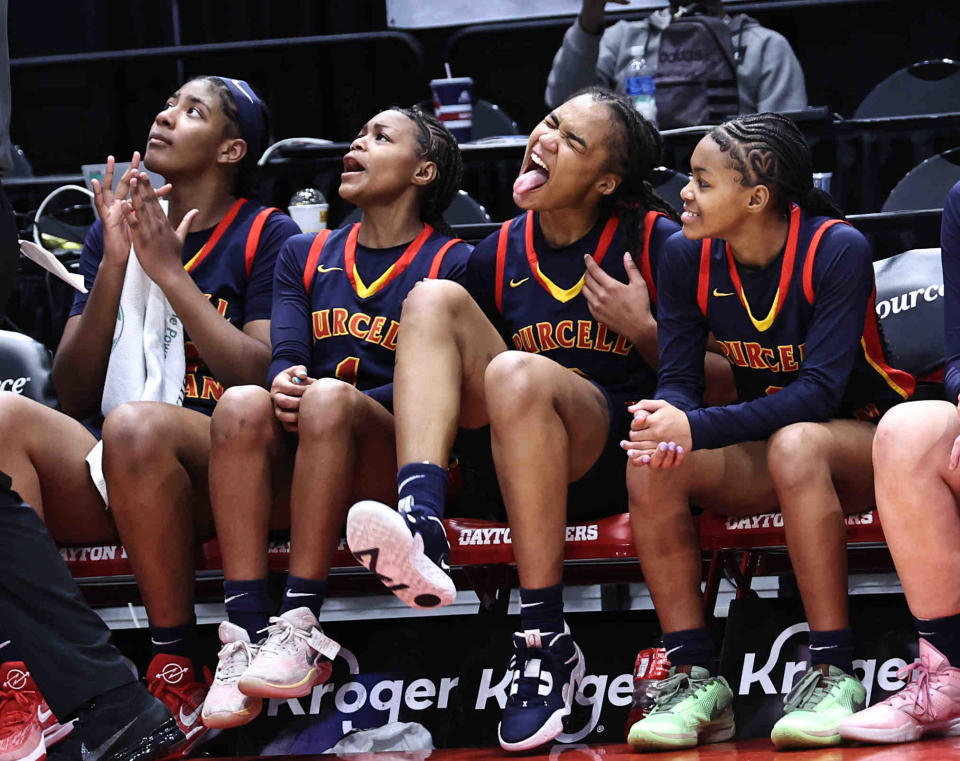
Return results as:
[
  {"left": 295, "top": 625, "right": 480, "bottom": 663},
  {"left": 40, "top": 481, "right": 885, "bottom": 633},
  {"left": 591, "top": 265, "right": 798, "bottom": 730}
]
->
[{"left": 655, "top": 14, "right": 739, "bottom": 129}]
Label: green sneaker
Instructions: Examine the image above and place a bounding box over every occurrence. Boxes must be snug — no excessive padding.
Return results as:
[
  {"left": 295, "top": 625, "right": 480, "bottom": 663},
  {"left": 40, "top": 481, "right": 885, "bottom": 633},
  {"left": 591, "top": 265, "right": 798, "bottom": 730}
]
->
[
  {"left": 626, "top": 666, "right": 735, "bottom": 751},
  {"left": 770, "top": 664, "right": 866, "bottom": 749}
]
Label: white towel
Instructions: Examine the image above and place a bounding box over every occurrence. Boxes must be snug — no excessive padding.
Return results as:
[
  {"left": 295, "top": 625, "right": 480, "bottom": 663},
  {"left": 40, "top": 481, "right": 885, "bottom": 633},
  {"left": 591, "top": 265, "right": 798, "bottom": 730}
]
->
[{"left": 86, "top": 245, "right": 186, "bottom": 505}]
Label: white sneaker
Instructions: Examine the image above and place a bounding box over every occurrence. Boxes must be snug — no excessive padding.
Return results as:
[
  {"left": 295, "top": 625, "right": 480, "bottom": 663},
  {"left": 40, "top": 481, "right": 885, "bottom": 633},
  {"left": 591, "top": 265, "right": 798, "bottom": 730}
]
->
[
  {"left": 201, "top": 622, "right": 262, "bottom": 729},
  {"left": 238, "top": 608, "right": 340, "bottom": 699}
]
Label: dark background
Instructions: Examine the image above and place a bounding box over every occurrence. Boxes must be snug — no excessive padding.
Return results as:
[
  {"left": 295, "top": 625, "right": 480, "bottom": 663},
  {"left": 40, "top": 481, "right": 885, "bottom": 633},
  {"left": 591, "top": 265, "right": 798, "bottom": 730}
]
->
[{"left": 9, "top": 0, "right": 957, "bottom": 177}]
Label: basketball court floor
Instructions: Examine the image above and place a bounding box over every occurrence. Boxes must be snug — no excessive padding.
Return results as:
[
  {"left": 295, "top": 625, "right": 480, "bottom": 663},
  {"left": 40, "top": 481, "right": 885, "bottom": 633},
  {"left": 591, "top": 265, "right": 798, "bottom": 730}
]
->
[{"left": 215, "top": 737, "right": 960, "bottom": 759}]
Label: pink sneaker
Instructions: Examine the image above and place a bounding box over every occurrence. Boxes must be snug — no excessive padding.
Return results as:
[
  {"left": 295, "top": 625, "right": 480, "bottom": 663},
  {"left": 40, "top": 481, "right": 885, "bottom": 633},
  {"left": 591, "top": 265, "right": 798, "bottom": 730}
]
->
[
  {"left": 237, "top": 608, "right": 340, "bottom": 699},
  {"left": 840, "top": 638, "right": 960, "bottom": 744},
  {"left": 201, "top": 623, "right": 262, "bottom": 729}
]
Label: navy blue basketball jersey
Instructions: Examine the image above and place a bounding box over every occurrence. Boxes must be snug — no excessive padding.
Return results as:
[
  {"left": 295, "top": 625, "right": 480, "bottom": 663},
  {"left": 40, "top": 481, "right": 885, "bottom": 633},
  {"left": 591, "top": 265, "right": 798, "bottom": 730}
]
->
[
  {"left": 693, "top": 204, "right": 914, "bottom": 419},
  {"left": 487, "top": 210, "right": 676, "bottom": 396},
  {"left": 269, "top": 223, "right": 471, "bottom": 396},
  {"left": 71, "top": 198, "right": 299, "bottom": 417},
  {"left": 655, "top": 205, "right": 916, "bottom": 450}
]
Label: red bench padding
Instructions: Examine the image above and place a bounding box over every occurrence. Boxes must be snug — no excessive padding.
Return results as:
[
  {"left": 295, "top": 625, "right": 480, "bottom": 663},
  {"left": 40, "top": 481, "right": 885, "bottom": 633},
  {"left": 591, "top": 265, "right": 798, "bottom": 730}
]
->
[{"left": 59, "top": 510, "right": 884, "bottom": 581}]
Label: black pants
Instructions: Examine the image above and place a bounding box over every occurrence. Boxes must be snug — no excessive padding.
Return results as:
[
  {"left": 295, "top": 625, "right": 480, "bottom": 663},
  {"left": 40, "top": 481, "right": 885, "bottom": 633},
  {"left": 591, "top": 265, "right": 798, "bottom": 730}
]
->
[{"left": 0, "top": 470, "right": 134, "bottom": 719}]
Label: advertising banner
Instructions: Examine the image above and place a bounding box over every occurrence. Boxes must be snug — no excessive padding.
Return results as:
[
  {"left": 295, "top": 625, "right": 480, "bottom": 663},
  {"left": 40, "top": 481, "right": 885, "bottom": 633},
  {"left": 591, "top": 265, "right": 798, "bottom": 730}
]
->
[
  {"left": 116, "top": 608, "right": 662, "bottom": 754},
  {"left": 720, "top": 593, "right": 917, "bottom": 740}
]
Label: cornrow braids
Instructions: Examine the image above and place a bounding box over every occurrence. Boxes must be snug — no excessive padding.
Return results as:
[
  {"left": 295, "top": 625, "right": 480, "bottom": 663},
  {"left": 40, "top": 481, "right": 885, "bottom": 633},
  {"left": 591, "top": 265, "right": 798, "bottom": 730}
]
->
[
  {"left": 569, "top": 87, "right": 680, "bottom": 264},
  {"left": 193, "top": 75, "right": 270, "bottom": 198},
  {"left": 391, "top": 106, "right": 463, "bottom": 238},
  {"left": 708, "top": 112, "right": 845, "bottom": 220}
]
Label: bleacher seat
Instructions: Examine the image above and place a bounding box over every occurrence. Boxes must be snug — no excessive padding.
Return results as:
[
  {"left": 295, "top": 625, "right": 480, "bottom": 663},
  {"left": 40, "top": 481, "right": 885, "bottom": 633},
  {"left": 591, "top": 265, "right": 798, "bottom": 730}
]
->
[
  {"left": 0, "top": 329, "right": 58, "bottom": 407},
  {"left": 882, "top": 146, "right": 960, "bottom": 212},
  {"left": 342, "top": 189, "right": 491, "bottom": 227},
  {"left": 855, "top": 59, "right": 960, "bottom": 119},
  {"left": 471, "top": 99, "right": 520, "bottom": 138},
  {"left": 416, "top": 98, "right": 520, "bottom": 140},
  {"left": 873, "top": 247, "right": 944, "bottom": 380},
  {"left": 651, "top": 167, "right": 689, "bottom": 215}
]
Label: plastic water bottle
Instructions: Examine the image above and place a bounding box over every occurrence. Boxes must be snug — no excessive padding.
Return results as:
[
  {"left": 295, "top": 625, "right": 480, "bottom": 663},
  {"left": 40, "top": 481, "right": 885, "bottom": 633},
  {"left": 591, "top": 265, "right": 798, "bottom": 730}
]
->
[
  {"left": 288, "top": 188, "right": 328, "bottom": 233},
  {"left": 625, "top": 45, "right": 657, "bottom": 126}
]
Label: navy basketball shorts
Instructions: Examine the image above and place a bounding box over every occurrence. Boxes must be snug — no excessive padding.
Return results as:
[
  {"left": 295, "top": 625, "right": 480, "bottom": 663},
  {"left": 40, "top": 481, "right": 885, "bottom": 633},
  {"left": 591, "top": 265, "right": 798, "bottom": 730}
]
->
[{"left": 450, "top": 381, "right": 633, "bottom": 522}]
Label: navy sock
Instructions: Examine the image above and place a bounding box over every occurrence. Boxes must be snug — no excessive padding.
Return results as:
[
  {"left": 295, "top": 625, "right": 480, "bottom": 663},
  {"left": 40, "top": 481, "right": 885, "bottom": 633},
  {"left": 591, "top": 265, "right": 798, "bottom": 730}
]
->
[
  {"left": 280, "top": 575, "right": 328, "bottom": 618},
  {"left": 223, "top": 578, "right": 271, "bottom": 642},
  {"left": 808, "top": 628, "right": 854, "bottom": 673},
  {"left": 519, "top": 584, "right": 564, "bottom": 634},
  {"left": 663, "top": 628, "right": 714, "bottom": 671},
  {"left": 397, "top": 462, "right": 448, "bottom": 520},
  {"left": 914, "top": 612, "right": 960, "bottom": 665},
  {"left": 149, "top": 620, "right": 196, "bottom": 665}
]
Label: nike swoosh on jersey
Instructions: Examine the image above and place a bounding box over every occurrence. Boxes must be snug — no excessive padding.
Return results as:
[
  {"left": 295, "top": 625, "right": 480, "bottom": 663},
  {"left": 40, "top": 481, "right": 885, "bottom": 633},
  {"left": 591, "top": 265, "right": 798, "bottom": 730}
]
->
[
  {"left": 317, "top": 265, "right": 344, "bottom": 274},
  {"left": 81, "top": 717, "right": 138, "bottom": 761},
  {"left": 712, "top": 288, "right": 735, "bottom": 297},
  {"left": 37, "top": 706, "right": 53, "bottom": 723},
  {"left": 179, "top": 702, "right": 204, "bottom": 727},
  {"left": 510, "top": 277, "right": 529, "bottom": 288}
]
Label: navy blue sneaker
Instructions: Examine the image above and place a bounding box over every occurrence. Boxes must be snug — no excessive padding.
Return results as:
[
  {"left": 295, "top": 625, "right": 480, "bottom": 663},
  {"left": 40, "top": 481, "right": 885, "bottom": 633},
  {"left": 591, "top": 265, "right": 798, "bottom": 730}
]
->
[
  {"left": 346, "top": 498, "right": 455, "bottom": 609},
  {"left": 498, "top": 624, "right": 586, "bottom": 752}
]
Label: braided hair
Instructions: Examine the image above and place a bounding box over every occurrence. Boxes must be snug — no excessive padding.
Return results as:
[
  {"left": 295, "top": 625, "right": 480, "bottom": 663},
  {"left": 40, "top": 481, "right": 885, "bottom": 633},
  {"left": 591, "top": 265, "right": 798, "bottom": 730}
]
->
[
  {"left": 390, "top": 106, "right": 463, "bottom": 238},
  {"left": 708, "top": 112, "right": 844, "bottom": 219},
  {"left": 193, "top": 75, "right": 270, "bottom": 198},
  {"left": 570, "top": 87, "right": 680, "bottom": 263}
]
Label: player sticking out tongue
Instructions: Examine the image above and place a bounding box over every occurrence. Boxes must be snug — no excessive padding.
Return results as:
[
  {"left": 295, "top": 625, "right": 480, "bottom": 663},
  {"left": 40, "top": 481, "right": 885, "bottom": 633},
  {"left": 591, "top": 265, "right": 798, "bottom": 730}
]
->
[{"left": 514, "top": 149, "right": 551, "bottom": 197}]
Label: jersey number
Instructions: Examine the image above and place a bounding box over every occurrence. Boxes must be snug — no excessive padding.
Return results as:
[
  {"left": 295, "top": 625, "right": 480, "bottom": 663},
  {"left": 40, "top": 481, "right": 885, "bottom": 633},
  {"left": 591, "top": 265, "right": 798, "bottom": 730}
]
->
[{"left": 335, "top": 356, "right": 360, "bottom": 386}]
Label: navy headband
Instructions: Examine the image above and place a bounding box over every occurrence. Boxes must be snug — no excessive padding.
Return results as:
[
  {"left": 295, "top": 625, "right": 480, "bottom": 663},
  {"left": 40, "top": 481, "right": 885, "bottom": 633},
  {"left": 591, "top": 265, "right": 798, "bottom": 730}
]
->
[{"left": 211, "top": 76, "right": 264, "bottom": 159}]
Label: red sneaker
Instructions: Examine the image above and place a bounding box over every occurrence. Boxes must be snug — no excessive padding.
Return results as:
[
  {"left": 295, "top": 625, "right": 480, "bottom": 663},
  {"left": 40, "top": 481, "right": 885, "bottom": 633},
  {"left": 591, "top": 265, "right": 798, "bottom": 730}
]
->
[
  {"left": 625, "top": 647, "right": 672, "bottom": 740},
  {"left": 0, "top": 663, "right": 72, "bottom": 749},
  {"left": 145, "top": 655, "right": 218, "bottom": 759},
  {"left": 0, "top": 664, "right": 44, "bottom": 761}
]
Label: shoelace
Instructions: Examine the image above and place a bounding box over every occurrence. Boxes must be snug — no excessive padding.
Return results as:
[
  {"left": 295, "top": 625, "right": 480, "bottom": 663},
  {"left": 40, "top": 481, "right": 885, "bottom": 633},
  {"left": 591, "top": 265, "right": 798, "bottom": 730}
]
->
[
  {"left": 257, "top": 617, "right": 302, "bottom": 656},
  {"left": 782, "top": 668, "right": 840, "bottom": 713},
  {"left": 215, "top": 640, "right": 257, "bottom": 682},
  {"left": 647, "top": 671, "right": 715, "bottom": 713},
  {"left": 505, "top": 637, "right": 564, "bottom": 709},
  {"left": 885, "top": 656, "right": 935, "bottom": 716},
  {"left": 257, "top": 618, "right": 341, "bottom": 661},
  {"left": 0, "top": 688, "right": 34, "bottom": 731}
]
